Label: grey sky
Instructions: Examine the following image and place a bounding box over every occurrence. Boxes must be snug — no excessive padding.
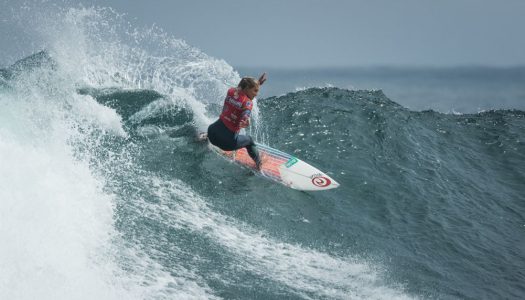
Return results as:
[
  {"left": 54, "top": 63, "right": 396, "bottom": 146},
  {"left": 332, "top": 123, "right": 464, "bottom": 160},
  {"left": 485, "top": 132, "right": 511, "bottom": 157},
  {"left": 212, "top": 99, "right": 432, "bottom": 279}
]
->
[{"left": 3, "top": 0, "right": 525, "bottom": 68}]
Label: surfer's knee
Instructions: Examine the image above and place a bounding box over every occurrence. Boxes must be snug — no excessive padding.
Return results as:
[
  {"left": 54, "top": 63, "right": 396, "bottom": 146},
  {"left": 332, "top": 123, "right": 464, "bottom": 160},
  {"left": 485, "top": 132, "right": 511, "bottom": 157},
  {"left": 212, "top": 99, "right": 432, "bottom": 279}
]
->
[{"left": 244, "top": 135, "right": 256, "bottom": 147}]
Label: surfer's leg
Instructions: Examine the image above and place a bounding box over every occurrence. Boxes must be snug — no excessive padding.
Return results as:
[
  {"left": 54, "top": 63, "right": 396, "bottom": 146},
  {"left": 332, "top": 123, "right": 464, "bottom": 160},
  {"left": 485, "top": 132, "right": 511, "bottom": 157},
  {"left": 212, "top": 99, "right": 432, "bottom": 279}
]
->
[
  {"left": 235, "top": 135, "right": 261, "bottom": 169},
  {"left": 247, "top": 144, "right": 261, "bottom": 169},
  {"left": 208, "top": 120, "right": 236, "bottom": 150}
]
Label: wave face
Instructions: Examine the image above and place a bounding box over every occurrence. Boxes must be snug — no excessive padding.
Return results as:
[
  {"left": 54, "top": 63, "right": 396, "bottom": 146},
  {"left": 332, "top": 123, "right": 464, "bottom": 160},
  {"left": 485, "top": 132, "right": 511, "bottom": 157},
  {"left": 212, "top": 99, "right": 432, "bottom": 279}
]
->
[
  {"left": 2, "top": 4, "right": 525, "bottom": 300},
  {"left": 257, "top": 88, "right": 525, "bottom": 299}
]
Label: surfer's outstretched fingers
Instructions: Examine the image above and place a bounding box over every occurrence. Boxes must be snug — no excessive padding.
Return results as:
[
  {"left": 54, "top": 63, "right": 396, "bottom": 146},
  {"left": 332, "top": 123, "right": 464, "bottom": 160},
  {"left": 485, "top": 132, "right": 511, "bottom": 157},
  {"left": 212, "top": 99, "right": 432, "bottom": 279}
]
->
[{"left": 258, "top": 72, "right": 267, "bottom": 85}]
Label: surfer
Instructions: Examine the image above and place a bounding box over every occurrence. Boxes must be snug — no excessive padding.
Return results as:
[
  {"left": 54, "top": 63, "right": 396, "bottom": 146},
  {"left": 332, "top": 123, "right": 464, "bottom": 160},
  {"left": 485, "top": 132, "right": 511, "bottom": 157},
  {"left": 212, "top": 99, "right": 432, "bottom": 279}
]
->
[{"left": 206, "top": 73, "right": 267, "bottom": 170}]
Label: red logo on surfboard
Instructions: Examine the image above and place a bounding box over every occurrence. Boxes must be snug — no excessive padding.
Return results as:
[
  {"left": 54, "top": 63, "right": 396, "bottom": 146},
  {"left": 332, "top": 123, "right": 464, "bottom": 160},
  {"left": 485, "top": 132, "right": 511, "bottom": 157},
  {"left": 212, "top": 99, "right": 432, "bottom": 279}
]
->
[{"left": 311, "top": 176, "right": 331, "bottom": 187}]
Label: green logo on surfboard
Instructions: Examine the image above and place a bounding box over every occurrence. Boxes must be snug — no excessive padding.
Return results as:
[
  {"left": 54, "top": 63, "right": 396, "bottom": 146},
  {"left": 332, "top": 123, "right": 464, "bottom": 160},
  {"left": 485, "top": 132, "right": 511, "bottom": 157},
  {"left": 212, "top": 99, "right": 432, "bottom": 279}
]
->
[{"left": 285, "top": 157, "right": 298, "bottom": 168}]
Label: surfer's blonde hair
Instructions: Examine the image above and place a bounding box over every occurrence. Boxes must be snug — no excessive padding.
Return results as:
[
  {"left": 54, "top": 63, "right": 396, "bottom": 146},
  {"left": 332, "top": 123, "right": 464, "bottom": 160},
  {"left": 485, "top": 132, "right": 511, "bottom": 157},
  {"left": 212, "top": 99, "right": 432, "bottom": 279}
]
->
[{"left": 238, "top": 77, "right": 260, "bottom": 90}]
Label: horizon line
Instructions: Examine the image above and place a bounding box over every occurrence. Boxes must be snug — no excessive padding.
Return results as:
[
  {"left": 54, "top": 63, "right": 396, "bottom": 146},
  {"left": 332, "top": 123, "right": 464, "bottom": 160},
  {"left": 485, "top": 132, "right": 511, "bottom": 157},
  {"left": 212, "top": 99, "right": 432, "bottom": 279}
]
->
[{"left": 234, "top": 64, "right": 525, "bottom": 71}]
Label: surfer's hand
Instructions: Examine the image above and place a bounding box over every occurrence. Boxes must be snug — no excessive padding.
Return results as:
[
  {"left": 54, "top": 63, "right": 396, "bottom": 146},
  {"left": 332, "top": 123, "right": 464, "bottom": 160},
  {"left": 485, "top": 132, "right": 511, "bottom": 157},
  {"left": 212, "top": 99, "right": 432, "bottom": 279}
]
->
[
  {"left": 239, "top": 118, "right": 250, "bottom": 128},
  {"left": 258, "top": 72, "right": 267, "bottom": 85}
]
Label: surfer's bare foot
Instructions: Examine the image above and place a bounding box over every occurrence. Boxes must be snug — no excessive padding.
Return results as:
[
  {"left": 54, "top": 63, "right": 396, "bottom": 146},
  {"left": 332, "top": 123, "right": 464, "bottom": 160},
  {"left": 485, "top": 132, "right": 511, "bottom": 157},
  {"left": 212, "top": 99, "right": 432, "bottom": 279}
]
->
[
  {"left": 255, "top": 153, "right": 268, "bottom": 171},
  {"left": 196, "top": 132, "right": 208, "bottom": 142}
]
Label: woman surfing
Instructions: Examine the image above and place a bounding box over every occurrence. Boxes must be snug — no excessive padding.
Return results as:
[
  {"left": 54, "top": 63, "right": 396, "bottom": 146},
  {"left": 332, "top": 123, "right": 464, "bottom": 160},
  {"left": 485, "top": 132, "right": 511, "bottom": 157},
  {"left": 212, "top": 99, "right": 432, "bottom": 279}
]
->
[{"left": 203, "top": 73, "right": 267, "bottom": 169}]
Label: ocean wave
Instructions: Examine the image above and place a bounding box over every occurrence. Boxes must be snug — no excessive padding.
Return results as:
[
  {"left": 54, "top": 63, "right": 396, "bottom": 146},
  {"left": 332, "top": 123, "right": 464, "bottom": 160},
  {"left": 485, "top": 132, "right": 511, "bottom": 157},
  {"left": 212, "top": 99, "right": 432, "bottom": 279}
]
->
[{"left": 2, "top": 2, "right": 524, "bottom": 299}]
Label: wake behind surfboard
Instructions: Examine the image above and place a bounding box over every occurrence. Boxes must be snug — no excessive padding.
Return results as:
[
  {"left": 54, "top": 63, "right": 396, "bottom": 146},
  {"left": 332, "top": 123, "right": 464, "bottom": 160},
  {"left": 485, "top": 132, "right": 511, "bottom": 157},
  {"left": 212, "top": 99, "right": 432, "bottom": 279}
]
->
[{"left": 209, "top": 142, "right": 339, "bottom": 191}]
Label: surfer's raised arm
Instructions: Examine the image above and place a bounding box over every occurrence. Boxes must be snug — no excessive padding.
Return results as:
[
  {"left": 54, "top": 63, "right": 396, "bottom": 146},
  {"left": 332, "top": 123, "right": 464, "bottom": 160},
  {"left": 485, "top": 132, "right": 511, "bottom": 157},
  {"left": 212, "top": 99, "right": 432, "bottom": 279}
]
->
[{"left": 258, "top": 72, "right": 267, "bottom": 86}]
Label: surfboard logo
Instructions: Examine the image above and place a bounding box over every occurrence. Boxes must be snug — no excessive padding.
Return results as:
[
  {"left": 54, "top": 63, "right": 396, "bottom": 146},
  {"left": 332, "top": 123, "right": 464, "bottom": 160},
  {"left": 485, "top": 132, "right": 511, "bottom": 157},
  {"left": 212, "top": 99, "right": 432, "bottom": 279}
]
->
[
  {"left": 311, "top": 176, "right": 331, "bottom": 187},
  {"left": 285, "top": 157, "right": 298, "bottom": 168}
]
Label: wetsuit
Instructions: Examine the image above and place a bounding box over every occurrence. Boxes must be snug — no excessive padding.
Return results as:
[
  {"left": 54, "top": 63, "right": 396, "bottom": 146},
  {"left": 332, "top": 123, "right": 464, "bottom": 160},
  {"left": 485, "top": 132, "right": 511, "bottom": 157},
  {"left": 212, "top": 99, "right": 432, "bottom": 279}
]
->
[{"left": 208, "top": 87, "right": 261, "bottom": 167}]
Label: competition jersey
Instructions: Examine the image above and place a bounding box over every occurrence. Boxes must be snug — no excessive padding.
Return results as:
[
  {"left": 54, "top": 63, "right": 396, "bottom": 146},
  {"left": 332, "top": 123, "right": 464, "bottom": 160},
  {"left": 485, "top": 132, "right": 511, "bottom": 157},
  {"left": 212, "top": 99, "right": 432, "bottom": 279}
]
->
[{"left": 219, "top": 87, "right": 253, "bottom": 133}]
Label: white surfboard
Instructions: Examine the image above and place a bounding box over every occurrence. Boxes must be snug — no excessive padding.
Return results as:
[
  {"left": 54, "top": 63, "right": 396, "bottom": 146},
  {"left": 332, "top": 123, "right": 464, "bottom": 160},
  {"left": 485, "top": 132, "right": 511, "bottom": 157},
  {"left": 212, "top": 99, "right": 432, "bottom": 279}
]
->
[{"left": 210, "top": 142, "right": 339, "bottom": 191}]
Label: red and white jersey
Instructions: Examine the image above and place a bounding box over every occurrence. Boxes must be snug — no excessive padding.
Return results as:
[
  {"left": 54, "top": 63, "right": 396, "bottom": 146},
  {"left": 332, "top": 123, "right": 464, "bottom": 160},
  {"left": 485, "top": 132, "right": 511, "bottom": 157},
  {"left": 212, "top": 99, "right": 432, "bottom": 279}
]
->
[{"left": 219, "top": 87, "right": 253, "bottom": 133}]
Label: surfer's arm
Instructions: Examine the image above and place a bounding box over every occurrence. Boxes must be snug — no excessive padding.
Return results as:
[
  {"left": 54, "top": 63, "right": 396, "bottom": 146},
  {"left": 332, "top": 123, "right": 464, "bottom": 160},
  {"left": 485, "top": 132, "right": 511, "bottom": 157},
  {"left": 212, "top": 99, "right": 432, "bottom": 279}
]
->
[
  {"left": 239, "top": 102, "right": 252, "bottom": 128},
  {"left": 239, "top": 118, "right": 250, "bottom": 128},
  {"left": 239, "top": 109, "right": 251, "bottom": 128}
]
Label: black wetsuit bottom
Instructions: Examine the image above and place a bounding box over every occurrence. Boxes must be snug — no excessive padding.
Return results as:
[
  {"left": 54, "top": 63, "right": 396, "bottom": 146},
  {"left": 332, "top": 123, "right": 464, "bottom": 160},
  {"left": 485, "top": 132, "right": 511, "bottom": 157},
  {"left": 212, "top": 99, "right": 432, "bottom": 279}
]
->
[{"left": 207, "top": 119, "right": 260, "bottom": 166}]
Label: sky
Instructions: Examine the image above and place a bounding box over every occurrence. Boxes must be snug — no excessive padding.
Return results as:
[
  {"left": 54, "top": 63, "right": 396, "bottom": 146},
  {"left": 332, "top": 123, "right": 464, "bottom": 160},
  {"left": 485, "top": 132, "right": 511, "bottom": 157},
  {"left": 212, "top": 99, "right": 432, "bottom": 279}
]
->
[{"left": 2, "top": 0, "right": 525, "bottom": 68}]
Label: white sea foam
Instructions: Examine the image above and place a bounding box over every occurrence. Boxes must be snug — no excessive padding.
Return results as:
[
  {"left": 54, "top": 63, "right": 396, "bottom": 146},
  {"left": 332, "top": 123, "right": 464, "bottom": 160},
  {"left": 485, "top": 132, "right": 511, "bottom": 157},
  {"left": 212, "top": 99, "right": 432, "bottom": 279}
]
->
[
  {"left": 0, "top": 63, "right": 219, "bottom": 300},
  {"left": 136, "top": 178, "right": 414, "bottom": 300},
  {"left": 0, "top": 74, "right": 128, "bottom": 299},
  {"left": 294, "top": 83, "right": 335, "bottom": 92},
  {"left": 1, "top": 5, "right": 224, "bottom": 296}
]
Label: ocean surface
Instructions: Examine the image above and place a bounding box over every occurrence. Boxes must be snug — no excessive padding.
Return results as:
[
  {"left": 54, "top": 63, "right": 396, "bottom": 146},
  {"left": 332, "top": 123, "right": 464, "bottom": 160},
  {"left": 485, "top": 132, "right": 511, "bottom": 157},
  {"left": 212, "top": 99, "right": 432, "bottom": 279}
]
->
[{"left": 1, "top": 5, "right": 524, "bottom": 300}]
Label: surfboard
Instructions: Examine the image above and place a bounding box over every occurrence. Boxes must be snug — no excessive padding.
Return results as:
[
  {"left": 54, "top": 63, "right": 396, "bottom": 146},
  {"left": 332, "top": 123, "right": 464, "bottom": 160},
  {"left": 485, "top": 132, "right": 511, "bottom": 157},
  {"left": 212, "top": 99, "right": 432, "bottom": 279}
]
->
[{"left": 209, "top": 142, "right": 339, "bottom": 191}]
